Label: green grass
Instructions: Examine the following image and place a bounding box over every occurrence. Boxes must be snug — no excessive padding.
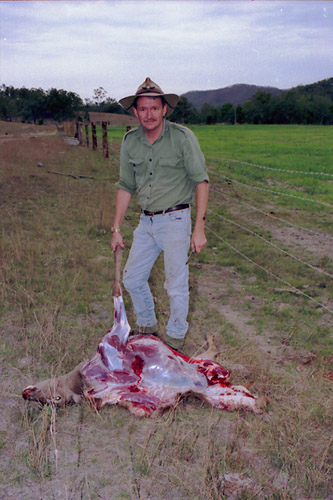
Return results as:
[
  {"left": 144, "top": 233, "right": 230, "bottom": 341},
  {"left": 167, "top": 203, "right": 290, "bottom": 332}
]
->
[
  {"left": 190, "top": 124, "right": 333, "bottom": 171},
  {"left": 191, "top": 124, "right": 333, "bottom": 207}
]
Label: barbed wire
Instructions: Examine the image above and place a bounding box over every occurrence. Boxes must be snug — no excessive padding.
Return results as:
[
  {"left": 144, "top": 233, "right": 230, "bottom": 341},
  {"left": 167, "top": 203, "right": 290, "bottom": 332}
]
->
[
  {"left": 89, "top": 138, "right": 333, "bottom": 313},
  {"left": 207, "top": 208, "right": 333, "bottom": 280},
  {"left": 107, "top": 135, "right": 332, "bottom": 311},
  {"left": 208, "top": 156, "right": 333, "bottom": 178},
  {"left": 205, "top": 225, "right": 333, "bottom": 315},
  {"left": 209, "top": 169, "right": 333, "bottom": 208},
  {"left": 210, "top": 187, "right": 333, "bottom": 242}
]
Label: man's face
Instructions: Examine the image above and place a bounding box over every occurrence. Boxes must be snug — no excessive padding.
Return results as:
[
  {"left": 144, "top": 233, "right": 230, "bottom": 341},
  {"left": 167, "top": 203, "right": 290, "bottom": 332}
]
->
[{"left": 133, "top": 96, "right": 167, "bottom": 134}]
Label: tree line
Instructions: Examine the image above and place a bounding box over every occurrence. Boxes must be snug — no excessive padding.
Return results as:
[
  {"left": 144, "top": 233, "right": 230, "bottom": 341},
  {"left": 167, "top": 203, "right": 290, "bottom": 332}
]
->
[
  {"left": 1, "top": 78, "right": 332, "bottom": 125},
  {"left": 0, "top": 85, "right": 83, "bottom": 124},
  {"left": 0, "top": 85, "right": 126, "bottom": 124}
]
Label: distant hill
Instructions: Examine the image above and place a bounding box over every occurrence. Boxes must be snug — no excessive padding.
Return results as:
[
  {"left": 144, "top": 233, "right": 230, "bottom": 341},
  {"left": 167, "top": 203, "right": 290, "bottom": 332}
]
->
[
  {"left": 182, "top": 84, "right": 285, "bottom": 109},
  {"left": 287, "top": 78, "right": 333, "bottom": 99}
]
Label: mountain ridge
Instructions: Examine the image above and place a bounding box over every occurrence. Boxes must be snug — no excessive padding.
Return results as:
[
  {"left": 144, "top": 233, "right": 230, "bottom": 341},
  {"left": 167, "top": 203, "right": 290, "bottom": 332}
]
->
[{"left": 182, "top": 83, "right": 285, "bottom": 109}]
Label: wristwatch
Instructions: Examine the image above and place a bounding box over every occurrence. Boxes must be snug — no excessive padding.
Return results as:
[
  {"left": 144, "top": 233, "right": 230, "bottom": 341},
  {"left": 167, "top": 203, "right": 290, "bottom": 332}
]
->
[{"left": 111, "top": 227, "right": 121, "bottom": 233}]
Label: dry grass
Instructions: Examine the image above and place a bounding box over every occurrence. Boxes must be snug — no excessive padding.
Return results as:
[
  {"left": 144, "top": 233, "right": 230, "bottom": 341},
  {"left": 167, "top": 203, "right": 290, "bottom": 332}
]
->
[{"left": 0, "top": 122, "right": 332, "bottom": 499}]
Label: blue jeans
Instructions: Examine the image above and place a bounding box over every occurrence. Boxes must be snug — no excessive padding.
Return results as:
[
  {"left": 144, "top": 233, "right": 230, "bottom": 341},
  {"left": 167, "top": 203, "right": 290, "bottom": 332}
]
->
[{"left": 123, "top": 208, "right": 191, "bottom": 339}]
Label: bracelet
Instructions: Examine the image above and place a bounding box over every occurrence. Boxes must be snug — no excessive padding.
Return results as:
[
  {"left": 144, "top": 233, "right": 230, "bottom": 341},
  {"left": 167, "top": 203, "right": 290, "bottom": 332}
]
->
[{"left": 111, "top": 227, "right": 121, "bottom": 233}]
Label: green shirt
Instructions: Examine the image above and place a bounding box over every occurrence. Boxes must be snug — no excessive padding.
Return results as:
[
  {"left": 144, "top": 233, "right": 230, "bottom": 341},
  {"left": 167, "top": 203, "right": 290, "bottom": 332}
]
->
[{"left": 117, "top": 120, "right": 209, "bottom": 212}]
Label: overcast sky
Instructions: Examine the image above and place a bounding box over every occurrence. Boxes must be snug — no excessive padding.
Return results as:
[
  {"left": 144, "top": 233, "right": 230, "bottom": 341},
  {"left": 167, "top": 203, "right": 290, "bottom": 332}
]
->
[{"left": 0, "top": 0, "right": 332, "bottom": 103}]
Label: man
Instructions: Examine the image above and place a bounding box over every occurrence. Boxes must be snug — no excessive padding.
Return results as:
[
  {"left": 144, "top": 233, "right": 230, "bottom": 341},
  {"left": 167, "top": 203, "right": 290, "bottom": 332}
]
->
[{"left": 111, "top": 77, "right": 209, "bottom": 350}]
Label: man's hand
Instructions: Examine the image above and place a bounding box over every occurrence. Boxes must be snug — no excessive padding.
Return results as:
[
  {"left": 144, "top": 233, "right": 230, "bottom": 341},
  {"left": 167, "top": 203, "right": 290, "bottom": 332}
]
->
[
  {"left": 191, "top": 227, "right": 207, "bottom": 254},
  {"left": 111, "top": 232, "right": 125, "bottom": 253},
  {"left": 191, "top": 180, "right": 209, "bottom": 254}
]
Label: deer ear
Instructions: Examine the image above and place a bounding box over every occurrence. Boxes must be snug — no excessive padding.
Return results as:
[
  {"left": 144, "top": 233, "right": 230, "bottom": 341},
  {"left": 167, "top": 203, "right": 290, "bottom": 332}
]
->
[
  {"left": 22, "top": 385, "right": 37, "bottom": 400},
  {"left": 73, "top": 394, "right": 83, "bottom": 403}
]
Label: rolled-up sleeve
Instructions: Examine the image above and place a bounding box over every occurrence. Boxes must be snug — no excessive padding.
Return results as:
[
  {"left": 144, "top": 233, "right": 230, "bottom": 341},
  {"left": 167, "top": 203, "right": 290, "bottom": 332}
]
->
[
  {"left": 116, "top": 138, "right": 137, "bottom": 195},
  {"left": 182, "top": 130, "right": 209, "bottom": 185}
]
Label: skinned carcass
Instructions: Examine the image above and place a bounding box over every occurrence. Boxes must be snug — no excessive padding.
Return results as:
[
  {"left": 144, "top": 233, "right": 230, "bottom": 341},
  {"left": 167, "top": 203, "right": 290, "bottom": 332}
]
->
[{"left": 22, "top": 295, "right": 260, "bottom": 417}]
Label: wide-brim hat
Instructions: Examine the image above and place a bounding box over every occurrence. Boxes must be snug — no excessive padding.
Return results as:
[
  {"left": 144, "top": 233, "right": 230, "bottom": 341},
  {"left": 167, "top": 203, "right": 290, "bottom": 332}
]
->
[{"left": 119, "top": 77, "right": 179, "bottom": 117}]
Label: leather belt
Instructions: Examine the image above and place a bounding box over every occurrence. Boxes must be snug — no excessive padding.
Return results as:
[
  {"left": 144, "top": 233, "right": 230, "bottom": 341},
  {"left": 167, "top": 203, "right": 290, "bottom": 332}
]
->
[{"left": 141, "top": 203, "right": 189, "bottom": 216}]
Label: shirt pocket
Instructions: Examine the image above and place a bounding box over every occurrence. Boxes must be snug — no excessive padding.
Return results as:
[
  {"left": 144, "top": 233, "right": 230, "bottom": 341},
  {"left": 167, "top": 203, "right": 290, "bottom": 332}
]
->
[
  {"left": 129, "top": 157, "right": 144, "bottom": 168},
  {"left": 159, "top": 155, "right": 183, "bottom": 169}
]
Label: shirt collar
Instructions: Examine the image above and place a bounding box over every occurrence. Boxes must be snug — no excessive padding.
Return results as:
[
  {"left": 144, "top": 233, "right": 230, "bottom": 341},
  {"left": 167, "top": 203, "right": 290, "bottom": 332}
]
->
[{"left": 138, "top": 119, "right": 169, "bottom": 145}]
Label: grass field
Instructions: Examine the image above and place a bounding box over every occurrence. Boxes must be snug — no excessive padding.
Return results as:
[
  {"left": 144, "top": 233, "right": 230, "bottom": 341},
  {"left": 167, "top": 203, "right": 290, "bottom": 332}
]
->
[{"left": 1, "top": 121, "right": 332, "bottom": 499}]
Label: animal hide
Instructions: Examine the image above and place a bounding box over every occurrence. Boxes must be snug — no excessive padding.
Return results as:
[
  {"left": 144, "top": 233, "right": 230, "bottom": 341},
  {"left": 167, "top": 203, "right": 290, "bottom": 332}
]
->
[{"left": 23, "top": 297, "right": 260, "bottom": 417}]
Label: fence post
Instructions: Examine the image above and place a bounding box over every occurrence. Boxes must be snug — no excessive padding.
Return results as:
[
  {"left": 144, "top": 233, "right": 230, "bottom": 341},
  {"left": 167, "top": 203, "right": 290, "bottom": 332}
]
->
[
  {"left": 65, "top": 121, "right": 75, "bottom": 137},
  {"left": 77, "top": 122, "right": 84, "bottom": 145},
  {"left": 102, "top": 122, "right": 109, "bottom": 159},
  {"left": 92, "top": 123, "right": 97, "bottom": 150},
  {"left": 85, "top": 125, "right": 89, "bottom": 147}
]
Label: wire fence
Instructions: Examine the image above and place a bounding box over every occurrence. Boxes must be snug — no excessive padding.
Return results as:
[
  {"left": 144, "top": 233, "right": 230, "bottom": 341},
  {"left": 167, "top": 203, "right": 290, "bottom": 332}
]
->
[
  {"left": 207, "top": 208, "right": 333, "bottom": 280},
  {"left": 208, "top": 156, "right": 333, "bottom": 178},
  {"left": 209, "top": 168, "right": 333, "bottom": 208},
  {"left": 203, "top": 159, "right": 332, "bottom": 314},
  {"left": 205, "top": 225, "right": 333, "bottom": 314},
  {"left": 210, "top": 187, "right": 333, "bottom": 242}
]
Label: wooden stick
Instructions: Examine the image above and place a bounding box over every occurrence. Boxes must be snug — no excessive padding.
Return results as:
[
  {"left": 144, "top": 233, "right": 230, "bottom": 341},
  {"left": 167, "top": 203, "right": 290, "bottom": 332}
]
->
[
  {"left": 47, "top": 170, "right": 95, "bottom": 180},
  {"left": 112, "top": 246, "right": 123, "bottom": 297}
]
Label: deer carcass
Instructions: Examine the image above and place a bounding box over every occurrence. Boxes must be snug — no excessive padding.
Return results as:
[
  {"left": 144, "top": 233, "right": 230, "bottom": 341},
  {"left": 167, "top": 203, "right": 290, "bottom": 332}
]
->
[{"left": 23, "top": 297, "right": 259, "bottom": 417}]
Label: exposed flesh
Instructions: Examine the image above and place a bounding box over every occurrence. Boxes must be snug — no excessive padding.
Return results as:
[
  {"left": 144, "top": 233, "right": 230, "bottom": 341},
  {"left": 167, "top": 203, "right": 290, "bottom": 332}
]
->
[{"left": 23, "top": 297, "right": 259, "bottom": 417}]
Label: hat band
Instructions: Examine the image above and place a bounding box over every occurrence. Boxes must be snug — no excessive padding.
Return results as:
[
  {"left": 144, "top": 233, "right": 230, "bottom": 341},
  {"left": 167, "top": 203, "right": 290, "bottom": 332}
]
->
[{"left": 136, "top": 87, "right": 163, "bottom": 96}]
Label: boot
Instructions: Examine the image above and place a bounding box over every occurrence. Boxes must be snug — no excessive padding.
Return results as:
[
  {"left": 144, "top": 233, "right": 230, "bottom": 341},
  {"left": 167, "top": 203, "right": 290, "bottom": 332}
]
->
[
  {"left": 130, "top": 324, "right": 158, "bottom": 336},
  {"left": 164, "top": 335, "right": 185, "bottom": 352}
]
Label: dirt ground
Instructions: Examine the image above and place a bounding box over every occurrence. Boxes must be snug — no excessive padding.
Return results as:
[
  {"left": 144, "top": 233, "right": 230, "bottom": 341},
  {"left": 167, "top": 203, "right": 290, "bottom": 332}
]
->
[{"left": 1, "top": 122, "right": 332, "bottom": 500}]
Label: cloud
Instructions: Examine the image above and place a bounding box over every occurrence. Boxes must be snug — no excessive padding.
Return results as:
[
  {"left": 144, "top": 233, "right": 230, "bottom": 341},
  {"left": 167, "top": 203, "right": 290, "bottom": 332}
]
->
[{"left": 1, "top": 0, "right": 332, "bottom": 101}]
